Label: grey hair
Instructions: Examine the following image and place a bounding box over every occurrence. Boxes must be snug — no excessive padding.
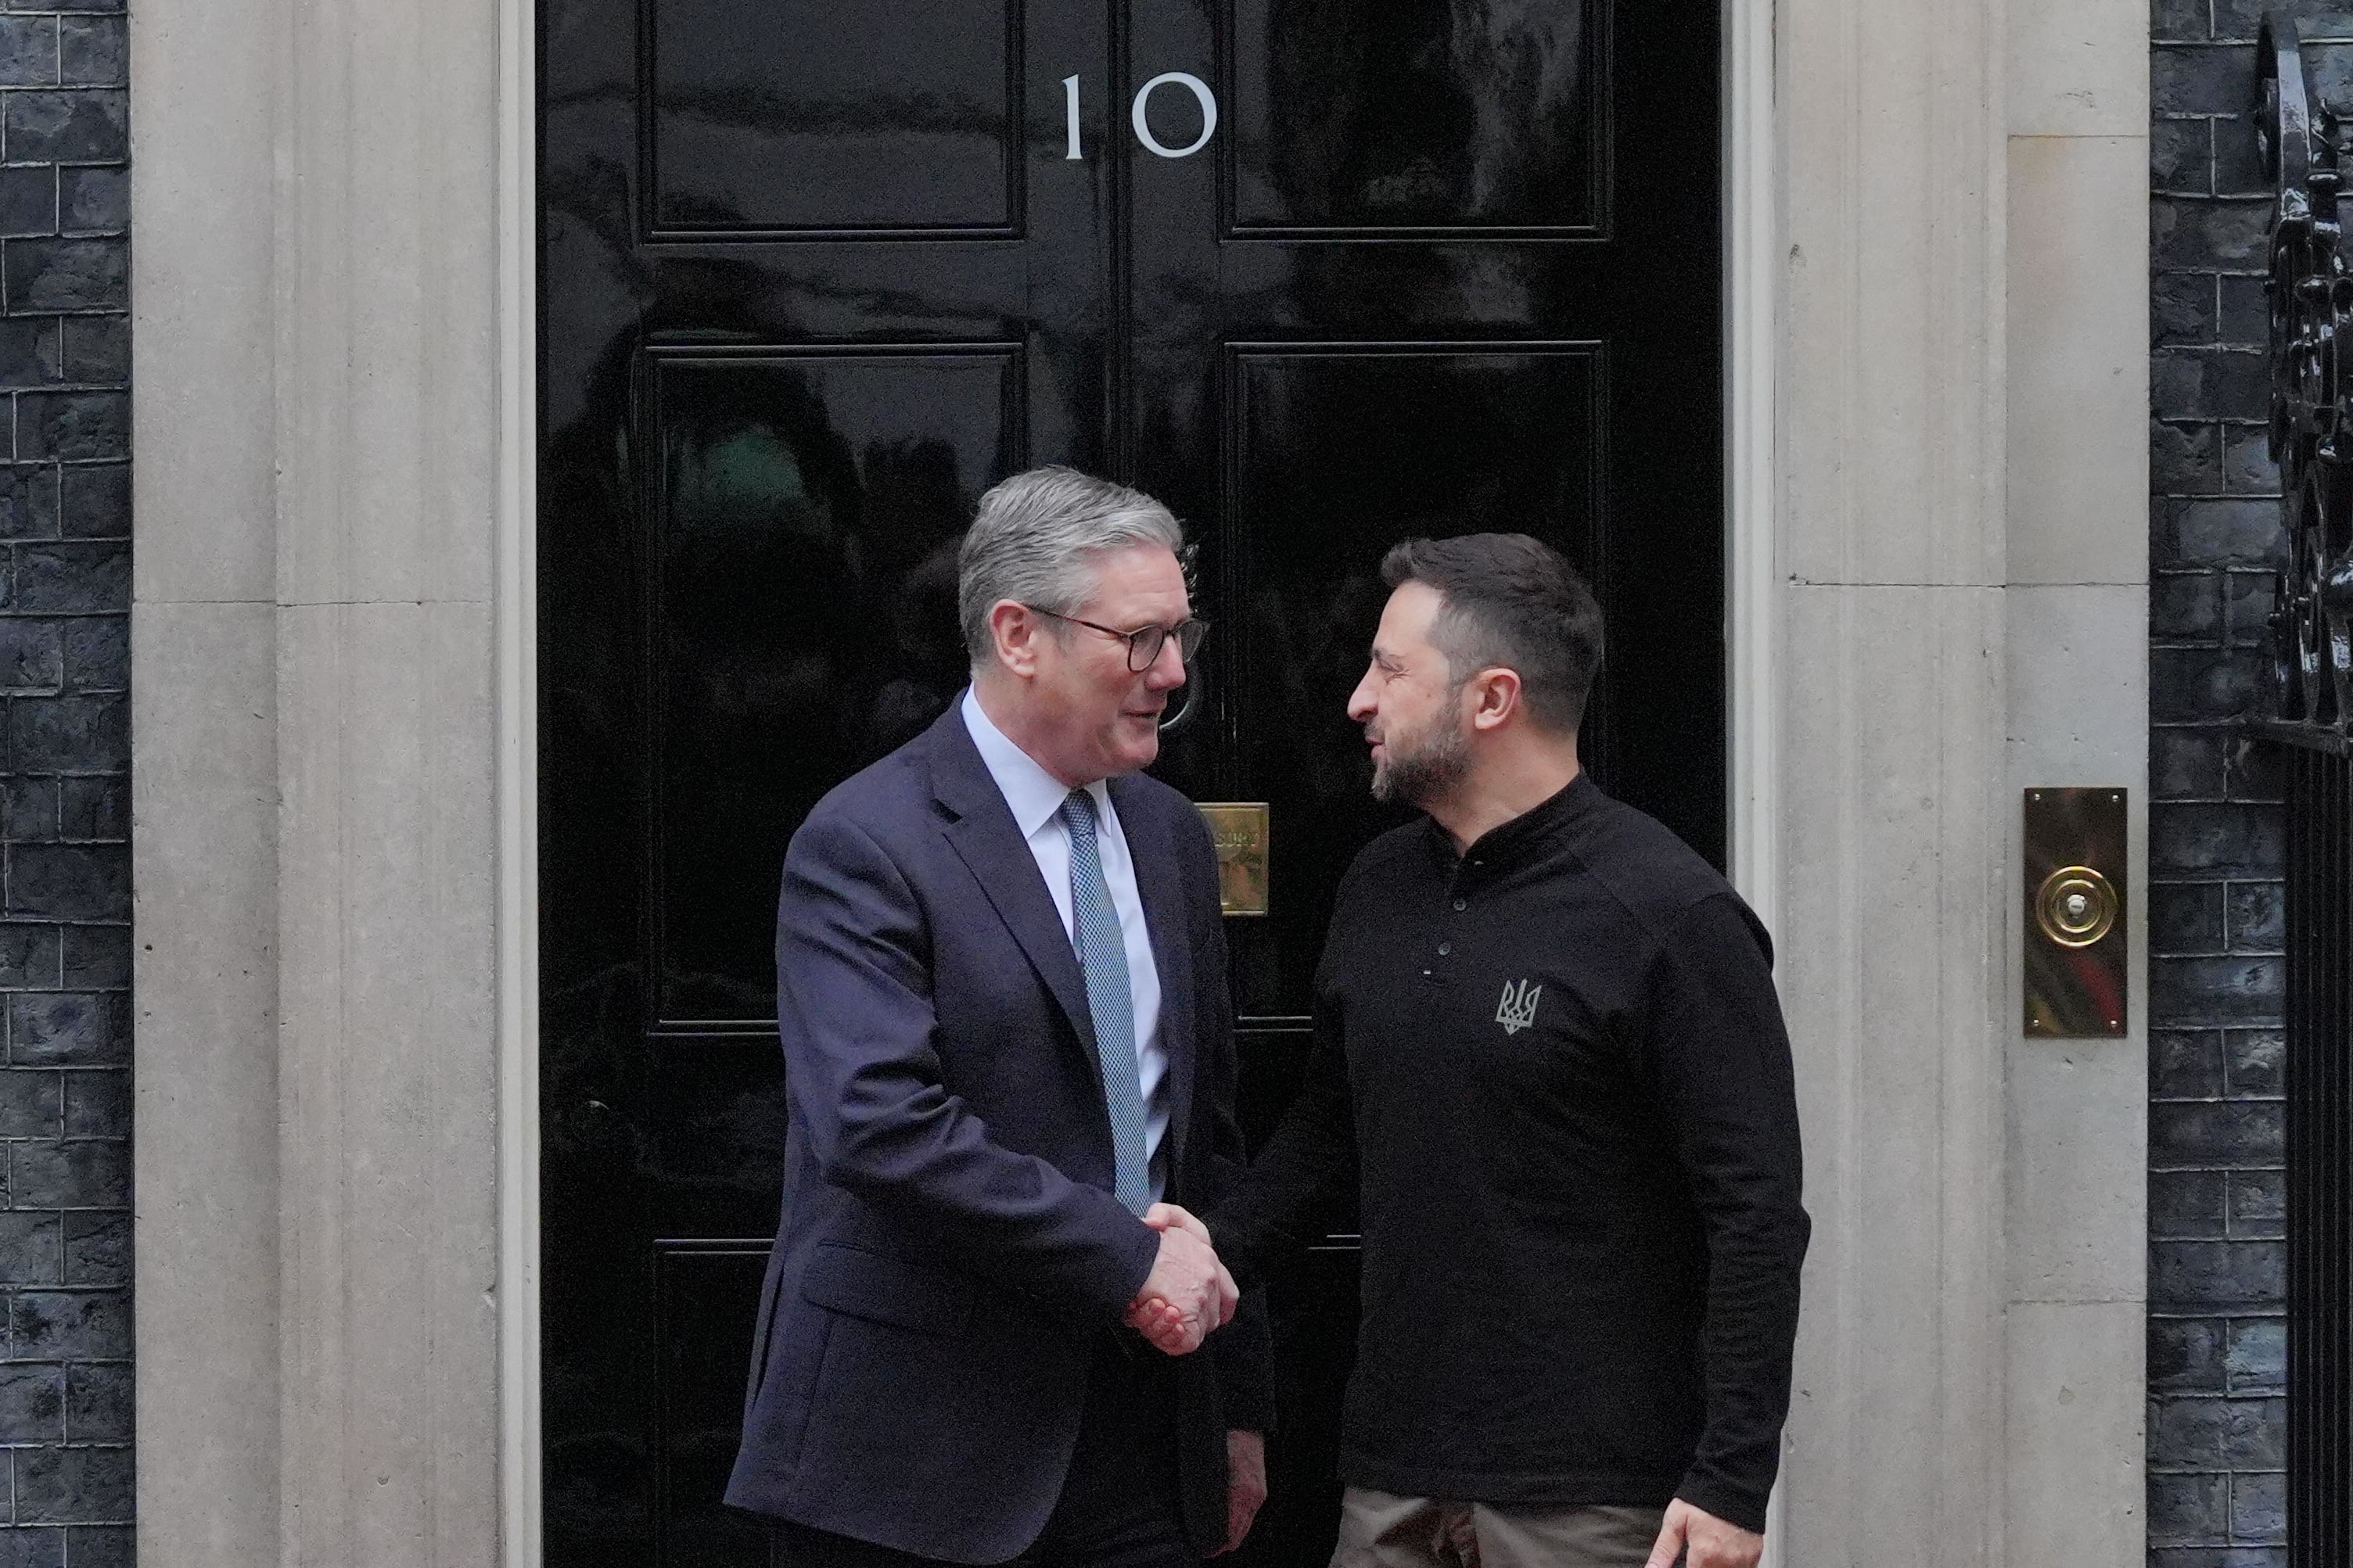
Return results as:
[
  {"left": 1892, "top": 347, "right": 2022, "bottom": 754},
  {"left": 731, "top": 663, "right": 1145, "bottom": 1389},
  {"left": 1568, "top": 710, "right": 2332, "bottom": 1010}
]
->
[{"left": 958, "top": 466, "right": 1187, "bottom": 667}]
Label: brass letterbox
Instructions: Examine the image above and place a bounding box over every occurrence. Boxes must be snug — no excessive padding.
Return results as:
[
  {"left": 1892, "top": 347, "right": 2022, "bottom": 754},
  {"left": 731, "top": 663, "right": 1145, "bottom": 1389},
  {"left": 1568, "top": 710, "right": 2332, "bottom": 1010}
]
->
[{"left": 1194, "top": 802, "right": 1270, "bottom": 917}]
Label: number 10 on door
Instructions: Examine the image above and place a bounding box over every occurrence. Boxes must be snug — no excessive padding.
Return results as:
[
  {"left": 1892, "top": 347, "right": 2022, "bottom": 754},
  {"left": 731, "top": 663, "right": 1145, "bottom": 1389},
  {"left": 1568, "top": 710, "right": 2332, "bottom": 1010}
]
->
[{"left": 1063, "top": 74, "right": 1219, "bottom": 160}]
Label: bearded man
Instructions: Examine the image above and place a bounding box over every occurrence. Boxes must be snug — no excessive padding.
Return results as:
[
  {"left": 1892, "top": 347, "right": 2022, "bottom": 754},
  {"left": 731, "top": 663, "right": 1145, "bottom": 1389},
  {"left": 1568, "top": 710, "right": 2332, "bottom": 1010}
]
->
[{"left": 1135, "top": 533, "right": 1808, "bottom": 1568}]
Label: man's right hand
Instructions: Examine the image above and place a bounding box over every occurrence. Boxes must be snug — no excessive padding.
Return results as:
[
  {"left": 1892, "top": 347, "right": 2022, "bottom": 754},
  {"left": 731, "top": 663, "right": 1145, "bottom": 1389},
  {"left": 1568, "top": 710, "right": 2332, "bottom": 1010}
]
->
[{"left": 1125, "top": 1206, "right": 1237, "bottom": 1355}]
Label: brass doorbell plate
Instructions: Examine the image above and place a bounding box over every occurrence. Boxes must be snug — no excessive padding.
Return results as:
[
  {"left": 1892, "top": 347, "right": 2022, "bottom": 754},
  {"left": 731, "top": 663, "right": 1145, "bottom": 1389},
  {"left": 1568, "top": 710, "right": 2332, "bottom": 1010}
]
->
[{"left": 2024, "top": 788, "right": 2128, "bottom": 1037}]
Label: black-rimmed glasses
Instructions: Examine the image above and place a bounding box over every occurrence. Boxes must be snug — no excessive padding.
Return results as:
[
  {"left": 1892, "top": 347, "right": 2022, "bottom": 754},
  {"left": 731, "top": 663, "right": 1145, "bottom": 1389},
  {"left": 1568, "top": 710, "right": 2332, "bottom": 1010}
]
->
[{"left": 1024, "top": 606, "right": 1209, "bottom": 672}]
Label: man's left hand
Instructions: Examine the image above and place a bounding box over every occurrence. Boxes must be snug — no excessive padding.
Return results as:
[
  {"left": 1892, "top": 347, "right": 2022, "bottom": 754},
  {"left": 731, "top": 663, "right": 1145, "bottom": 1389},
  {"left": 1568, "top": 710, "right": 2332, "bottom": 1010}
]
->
[
  {"left": 1213, "top": 1429, "right": 1267, "bottom": 1554},
  {"left": 1646, "top": 1498, "right": 1761, "bottom": 1568}
]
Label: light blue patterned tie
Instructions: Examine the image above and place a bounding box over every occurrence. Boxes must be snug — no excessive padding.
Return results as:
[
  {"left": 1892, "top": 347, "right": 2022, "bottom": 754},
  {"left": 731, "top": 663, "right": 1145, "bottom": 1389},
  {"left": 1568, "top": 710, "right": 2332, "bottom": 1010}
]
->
[{"left": 1060, "top": 789, "right": 1153, "bottom": 1215}]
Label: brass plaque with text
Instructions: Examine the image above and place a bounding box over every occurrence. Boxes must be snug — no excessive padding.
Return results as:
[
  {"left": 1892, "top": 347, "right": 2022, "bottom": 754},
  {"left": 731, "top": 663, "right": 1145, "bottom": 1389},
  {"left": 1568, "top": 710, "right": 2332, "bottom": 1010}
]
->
[{"left": 1194, "top": 802, "right": 1270, "bottom": 917}]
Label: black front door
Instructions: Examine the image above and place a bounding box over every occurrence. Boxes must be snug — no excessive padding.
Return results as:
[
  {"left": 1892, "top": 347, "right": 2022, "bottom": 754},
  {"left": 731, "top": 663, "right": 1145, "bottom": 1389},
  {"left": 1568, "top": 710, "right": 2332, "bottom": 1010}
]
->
[{"left": 538, "top": 3, "right": 1722, "bottom": 1562}]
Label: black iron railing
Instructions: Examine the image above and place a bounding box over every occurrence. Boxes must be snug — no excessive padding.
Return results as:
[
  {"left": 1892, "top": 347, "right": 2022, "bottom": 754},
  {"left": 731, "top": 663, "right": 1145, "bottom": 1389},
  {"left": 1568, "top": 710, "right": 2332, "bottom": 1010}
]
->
[
  {"left": 2257, "top": 16, "right": 2353, "bottom": 1562},
  {"left": 2282, "top": 747, "right": 2350, "bottom": 1566},
  {"left": 2258, "top": 16, "right": 2353, "bottom": 736}
]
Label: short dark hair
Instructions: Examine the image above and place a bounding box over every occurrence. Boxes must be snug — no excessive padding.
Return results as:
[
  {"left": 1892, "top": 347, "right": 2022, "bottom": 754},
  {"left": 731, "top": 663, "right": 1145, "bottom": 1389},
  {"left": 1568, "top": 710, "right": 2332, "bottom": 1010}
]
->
[{"left": 1379, "top": 533, "right": 1603, "bottom": 733}]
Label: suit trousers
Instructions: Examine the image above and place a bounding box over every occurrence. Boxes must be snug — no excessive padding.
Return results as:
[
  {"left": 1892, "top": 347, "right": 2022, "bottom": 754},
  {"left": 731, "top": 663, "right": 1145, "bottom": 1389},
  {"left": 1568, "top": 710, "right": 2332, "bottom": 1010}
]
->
[
  {"left": 1332, "top": 1487, "right": 1672, "bottom": 1568},
  {"left": 770, "top": 1337, "right": 1198, "bottom": 1568}
]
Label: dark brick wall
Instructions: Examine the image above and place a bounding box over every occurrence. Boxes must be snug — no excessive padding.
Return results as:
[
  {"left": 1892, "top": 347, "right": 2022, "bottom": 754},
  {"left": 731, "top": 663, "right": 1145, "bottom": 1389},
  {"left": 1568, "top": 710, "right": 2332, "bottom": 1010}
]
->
[
  {"left": 2150, "top": 7, "right": 2308, "bottom": 1566},
  {"left": 0, "top": 0, "right": 127, "bottom": 1563}
]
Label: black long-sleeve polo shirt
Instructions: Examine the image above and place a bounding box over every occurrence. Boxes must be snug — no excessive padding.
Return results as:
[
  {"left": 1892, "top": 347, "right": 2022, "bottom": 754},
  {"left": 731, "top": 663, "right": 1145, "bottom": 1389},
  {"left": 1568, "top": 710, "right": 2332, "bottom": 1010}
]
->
[{"left": 1215, "top": 773, "right": 1809, "bottom": 1534}]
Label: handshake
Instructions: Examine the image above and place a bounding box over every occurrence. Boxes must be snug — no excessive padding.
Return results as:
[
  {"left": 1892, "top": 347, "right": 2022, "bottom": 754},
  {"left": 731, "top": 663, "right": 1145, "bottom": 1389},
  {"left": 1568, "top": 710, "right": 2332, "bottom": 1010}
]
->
[{"left": 1123, "top": 1203, "right": 1238, "bottom": 1355}]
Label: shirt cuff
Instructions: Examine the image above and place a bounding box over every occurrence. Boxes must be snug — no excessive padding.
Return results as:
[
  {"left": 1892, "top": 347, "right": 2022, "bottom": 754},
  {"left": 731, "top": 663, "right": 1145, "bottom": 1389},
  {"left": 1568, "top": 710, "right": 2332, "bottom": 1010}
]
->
[{"left": 1672, "top": 1473, "right": 1770, "bottom": 1538}]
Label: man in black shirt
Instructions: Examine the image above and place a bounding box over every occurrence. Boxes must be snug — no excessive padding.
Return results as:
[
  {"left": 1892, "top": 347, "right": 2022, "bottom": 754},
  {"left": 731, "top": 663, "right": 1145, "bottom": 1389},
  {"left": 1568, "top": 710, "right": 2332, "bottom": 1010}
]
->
[{"left": 1131, "top": 535, "right": 1808, "bottom": 1568}]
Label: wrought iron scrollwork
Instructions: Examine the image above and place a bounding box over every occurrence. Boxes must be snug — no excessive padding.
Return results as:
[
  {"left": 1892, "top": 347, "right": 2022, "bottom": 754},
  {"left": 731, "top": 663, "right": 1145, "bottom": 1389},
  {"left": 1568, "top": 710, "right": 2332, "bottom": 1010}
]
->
[{"left": 2259, "top": 13, "right": 2353, "bottom": 736}]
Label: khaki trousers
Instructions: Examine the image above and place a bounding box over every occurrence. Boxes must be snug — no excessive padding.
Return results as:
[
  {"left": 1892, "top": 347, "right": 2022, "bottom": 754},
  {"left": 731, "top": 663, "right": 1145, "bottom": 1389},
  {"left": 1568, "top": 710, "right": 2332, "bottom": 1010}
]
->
[{"left": 1331, "top": 1487, "right": 1675, "bottom": 1568}]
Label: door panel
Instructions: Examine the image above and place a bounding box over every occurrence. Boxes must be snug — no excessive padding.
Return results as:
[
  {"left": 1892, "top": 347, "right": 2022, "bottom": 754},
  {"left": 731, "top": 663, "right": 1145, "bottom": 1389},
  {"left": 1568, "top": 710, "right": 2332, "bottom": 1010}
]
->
[
  {"left": 652, "top": 1243, "right": 775, "bottom": 1562},
  {"left": 541, "top": 0, "right": 1719, "bottom": 1561},
  {"left": 643, "top": 347, "right": 1022, "bottom": 1024},
  {"left": 647, "top": 0, "right": 1024, "bottom": 236},
  {"left": 1224, "top": 0, "right": 1606, "bottom": 235},
  {"left": 1215, "top": 343, "right": 1604, "bottom": 1015}
]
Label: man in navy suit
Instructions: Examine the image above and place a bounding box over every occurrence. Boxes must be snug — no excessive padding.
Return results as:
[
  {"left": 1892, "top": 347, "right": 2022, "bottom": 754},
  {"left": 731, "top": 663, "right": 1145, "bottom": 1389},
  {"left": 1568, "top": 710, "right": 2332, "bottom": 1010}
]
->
[{"left": 727, "top": 468, "right": 1273, "bottom": 1567}]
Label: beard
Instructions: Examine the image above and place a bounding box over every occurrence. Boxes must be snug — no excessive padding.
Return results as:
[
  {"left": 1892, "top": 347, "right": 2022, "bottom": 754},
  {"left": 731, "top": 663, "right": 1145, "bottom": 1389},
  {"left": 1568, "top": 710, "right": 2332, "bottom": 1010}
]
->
[{"left": 1369, "top": 712, "right": 1471, "bottom": 806}]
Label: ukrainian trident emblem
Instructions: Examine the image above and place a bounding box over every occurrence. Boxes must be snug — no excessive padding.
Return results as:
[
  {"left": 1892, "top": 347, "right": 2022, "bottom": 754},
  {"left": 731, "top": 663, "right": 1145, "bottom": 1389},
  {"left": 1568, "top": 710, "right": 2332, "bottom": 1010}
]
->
[{"left": 1495, "top": 978, "right": 1543, "bottom": 1036}]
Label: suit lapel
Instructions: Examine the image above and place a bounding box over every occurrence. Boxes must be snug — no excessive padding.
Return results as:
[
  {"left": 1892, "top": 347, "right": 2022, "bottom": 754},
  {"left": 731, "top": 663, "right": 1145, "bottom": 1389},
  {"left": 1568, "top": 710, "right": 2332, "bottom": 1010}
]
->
[
  {"left": 926, "top": 706, "right": 1100, "bottom": 1064},
  {"left": 1110, "top": 774, "right": 1198, "bottom": 1173}
]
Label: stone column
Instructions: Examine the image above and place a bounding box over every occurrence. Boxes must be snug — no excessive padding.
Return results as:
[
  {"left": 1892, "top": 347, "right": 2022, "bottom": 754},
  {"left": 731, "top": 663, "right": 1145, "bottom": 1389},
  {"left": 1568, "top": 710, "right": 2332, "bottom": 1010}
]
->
[
  {"left": 1773, "top": 0, "right": 2010, "bottom": 1561},
  {"left": 1771, "top": 0, "right": 2150, "bottom": 1563},
  {"left": 133, "top": 0, "right": 506, "bottom": 1561},
  {"left": 1999, "top": 0, "right": 2150, "bottom": 1558},
  {"left": 131, "top": 0, "right": 286, "bottom": 1555}
]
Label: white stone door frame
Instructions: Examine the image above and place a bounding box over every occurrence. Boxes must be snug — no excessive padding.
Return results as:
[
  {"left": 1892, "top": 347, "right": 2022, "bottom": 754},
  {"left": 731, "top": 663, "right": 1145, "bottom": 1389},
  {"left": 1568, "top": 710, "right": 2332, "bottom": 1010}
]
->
[
  {"left": 469, "top": 3, "right": 1792, "bottom": 1560},
  {"left": 1723, "top": 0, "right": 1778, "bottom": 934},
  {"left": 476, "top": 6, "right": 1788, "bottom": 1561},
  {"left": 494, "top": 0, "right": 542, "bottom": 1552},
  {"left": 131, "top": 0, "right": 2150, "bottom": 1563}
]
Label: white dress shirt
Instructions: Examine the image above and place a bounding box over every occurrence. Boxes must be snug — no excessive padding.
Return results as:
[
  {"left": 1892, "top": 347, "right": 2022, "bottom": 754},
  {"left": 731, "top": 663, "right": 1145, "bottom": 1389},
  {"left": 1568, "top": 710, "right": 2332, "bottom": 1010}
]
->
[{"left": 961, "top": 688, "right": 1170, "bottom": 1196}]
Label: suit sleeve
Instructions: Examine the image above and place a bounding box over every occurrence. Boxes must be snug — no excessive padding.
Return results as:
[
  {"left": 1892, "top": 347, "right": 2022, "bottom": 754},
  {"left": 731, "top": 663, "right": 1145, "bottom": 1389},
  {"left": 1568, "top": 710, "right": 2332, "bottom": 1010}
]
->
[
  {"left": 1647, "top": 892, "right": 1811, "bottom": 1535},
  {"left": 1173, "top": 811, "right": 1275, "bottom": 1433},
  {"left": 777, "top": 807, "right": 1160, "bottom": 1321}
]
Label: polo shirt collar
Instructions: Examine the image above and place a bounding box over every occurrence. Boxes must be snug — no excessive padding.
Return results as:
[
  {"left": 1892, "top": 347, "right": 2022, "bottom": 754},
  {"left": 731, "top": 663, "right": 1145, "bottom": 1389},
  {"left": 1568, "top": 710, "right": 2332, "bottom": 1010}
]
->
[{"left": 1425, "top": 769, "right": 1600, "bottom": 868}]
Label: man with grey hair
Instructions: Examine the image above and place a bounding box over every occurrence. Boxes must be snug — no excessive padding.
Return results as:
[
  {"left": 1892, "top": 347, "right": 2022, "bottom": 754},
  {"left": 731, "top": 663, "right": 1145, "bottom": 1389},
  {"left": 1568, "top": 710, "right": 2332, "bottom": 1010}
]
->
[{"left": 727, "top": 467, "right": 1273, "bottom": 1567}]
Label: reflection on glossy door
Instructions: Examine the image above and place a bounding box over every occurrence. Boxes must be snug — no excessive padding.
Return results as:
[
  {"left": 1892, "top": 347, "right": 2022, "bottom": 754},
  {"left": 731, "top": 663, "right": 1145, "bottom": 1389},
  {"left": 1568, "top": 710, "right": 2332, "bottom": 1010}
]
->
[{"left": 540, "top": 1, "right": 1720, "bottom": 1561}]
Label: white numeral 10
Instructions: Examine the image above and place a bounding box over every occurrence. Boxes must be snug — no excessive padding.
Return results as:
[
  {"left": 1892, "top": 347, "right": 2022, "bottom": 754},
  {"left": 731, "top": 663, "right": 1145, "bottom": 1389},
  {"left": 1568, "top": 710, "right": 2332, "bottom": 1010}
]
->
[{"left": 1062, "top": 73, "right": 1219, "bottom": 161}]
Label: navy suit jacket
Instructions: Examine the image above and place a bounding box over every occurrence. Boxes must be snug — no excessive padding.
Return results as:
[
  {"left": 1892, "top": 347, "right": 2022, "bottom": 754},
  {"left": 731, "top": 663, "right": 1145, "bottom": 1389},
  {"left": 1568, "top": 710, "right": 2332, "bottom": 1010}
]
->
[{"left": 727, "top": 701, "right": 1273, "bottom": 1563}]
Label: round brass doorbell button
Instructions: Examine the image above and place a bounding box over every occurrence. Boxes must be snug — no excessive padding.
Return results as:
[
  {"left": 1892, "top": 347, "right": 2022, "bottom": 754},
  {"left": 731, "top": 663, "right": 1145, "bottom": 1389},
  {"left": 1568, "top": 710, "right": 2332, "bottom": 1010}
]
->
[{"left": 2035, "top": 866, "right": 2118, "bottom": 948}]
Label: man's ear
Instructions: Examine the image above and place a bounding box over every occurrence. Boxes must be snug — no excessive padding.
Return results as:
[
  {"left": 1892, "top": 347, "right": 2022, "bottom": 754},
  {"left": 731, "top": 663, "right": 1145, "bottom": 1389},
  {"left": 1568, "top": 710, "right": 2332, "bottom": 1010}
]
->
[
  {"left": 1468, "top": 667, "right": 1521, "bottom": 732},
  {"left": 989, "top": 600, "right": 1044, "bottom": 679}
]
